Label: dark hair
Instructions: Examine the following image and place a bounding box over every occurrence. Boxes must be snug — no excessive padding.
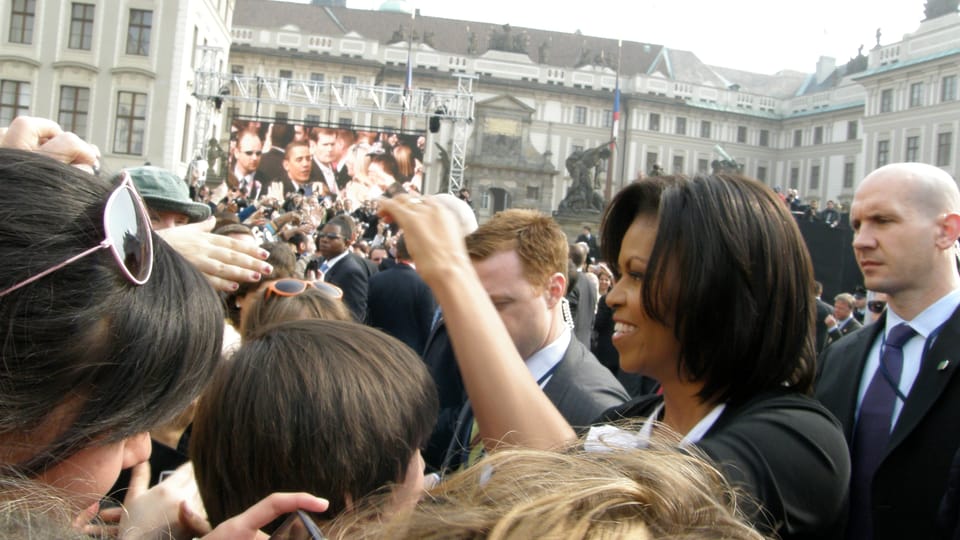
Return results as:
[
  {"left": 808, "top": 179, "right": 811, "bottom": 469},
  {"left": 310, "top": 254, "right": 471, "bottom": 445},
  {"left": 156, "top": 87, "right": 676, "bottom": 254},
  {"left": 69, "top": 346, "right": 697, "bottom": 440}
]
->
[
  {"left": 0, "top": 149, "right": 223, "bottom": 475},
  {"left": 191, "top": 320, "right": 437, "bottom": 528},
  {"left": 367, "top": 152, "right": 401, "bottom": 181},
  {"left": 569, "top": 243, "right": 587, "bottom": 268},
  {"left": 328, "top": 215, "right": 355, "bottom": 242},
  {"left": 212, "top": 223, "right": 254, "bottom": 238},
  {"left": 287, "top": 231, "right": 308, "bottom": 248},
  {"left": 395, "top": 235, "right": 411, "bottom": 260},
  {"left": 283, "top": 140, "right": 310, "bottom": 160},
  {"left": 270, "top": 122, "right": 293, "bottom": 149},
  {"left": 601, "top": 174, "right": 815, "bottom": 405}
]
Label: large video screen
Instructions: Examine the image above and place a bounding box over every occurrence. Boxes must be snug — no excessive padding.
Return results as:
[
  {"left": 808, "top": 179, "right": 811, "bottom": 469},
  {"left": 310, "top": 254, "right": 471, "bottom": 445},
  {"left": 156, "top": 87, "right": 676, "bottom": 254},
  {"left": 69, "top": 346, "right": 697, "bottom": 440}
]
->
[{"left": 224, "top": 118, "right": 426, "bottom": 205}]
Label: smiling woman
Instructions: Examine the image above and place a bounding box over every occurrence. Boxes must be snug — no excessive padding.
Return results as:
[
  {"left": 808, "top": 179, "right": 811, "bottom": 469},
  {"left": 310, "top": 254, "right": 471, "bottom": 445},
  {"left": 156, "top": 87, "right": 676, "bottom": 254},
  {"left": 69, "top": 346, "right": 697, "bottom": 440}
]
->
[
  {"left": 379, "top": 174, "right": 851, "bottom": 540},
  {"left": 592, "top": 175, "right": 850, "bottom": 537}
]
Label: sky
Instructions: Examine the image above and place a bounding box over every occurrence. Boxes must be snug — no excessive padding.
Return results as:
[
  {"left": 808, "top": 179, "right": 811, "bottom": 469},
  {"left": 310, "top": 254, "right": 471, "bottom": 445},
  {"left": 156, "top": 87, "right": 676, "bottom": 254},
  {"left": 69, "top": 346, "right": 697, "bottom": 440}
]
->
[{"left": 309, "top": 0, "right": 930, "bottom": 75}]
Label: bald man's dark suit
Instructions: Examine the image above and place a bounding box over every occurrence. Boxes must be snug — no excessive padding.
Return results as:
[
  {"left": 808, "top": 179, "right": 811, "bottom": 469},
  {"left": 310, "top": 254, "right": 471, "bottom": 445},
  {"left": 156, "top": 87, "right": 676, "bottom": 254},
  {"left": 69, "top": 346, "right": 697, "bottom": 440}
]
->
[{"left": 816, "top": 307, "right": 960, "bottom": 540}]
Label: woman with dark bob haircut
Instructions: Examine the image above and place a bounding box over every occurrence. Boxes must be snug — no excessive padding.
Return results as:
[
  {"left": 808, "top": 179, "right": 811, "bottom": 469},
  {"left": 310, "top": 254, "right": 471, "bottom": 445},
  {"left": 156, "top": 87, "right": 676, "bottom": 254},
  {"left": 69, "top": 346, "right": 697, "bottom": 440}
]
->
[
  {"left": 379, "top": 173, "right": 850, "bottom": 539},
  {"left": 191, "top": 319, "right": 438, "bottom": 533}
]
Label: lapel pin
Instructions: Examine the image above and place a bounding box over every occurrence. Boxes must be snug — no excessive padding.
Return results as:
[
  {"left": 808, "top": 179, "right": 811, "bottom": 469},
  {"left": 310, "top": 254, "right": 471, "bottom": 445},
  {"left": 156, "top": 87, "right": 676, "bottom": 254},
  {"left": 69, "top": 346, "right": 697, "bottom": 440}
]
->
[{"left": 938, "top": 359, "right": 950, "bottom": 371}]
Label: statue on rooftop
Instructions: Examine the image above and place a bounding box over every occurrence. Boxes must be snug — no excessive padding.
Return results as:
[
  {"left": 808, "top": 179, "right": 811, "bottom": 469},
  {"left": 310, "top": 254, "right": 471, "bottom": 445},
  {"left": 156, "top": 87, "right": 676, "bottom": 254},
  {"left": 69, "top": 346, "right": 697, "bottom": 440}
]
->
[{"left": 925, "top": 0, "right": 959, "bottom": 20}]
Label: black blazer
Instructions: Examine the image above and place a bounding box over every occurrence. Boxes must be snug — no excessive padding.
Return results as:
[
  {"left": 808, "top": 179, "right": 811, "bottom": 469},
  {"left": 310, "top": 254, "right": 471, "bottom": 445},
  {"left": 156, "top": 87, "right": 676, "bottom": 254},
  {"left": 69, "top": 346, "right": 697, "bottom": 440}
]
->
[
  {"left": 322, "top": 254, "right": 369, "bottom": 322},
  {"left": 601, "top": 390, "right": 850, "bottom": 540},
  {"left": 365, "top": 263, "right": 436, "bottom": 354},
  {"left": 816, "top": 307, "right": 960, "bottom": 540}
]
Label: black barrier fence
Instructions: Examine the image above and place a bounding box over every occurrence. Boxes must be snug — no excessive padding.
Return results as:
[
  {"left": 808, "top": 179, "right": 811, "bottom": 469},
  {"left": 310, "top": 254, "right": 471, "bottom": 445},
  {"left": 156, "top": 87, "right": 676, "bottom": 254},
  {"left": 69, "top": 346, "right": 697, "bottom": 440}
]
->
[{"left": 795, "top": 213, "right": 862, "bottom": 301}]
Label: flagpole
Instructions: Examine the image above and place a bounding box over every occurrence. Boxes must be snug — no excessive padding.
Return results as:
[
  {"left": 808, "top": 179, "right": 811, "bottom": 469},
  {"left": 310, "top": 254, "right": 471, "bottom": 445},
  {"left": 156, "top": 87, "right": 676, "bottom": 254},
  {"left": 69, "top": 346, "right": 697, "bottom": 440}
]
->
[
  {"left": 604, "top": 39, "right": 622, "bottom": 202},
  {"left": 401, "top": 10, "right": 415, "bottom": 131}
]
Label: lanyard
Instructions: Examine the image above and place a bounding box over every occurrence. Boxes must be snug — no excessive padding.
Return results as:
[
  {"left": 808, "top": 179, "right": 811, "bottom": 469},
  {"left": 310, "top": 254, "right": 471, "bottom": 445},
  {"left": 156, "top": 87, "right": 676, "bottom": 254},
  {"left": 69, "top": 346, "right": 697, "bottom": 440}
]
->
[{"left": 440, "top": 360, "right": 564, "bottom": 474}]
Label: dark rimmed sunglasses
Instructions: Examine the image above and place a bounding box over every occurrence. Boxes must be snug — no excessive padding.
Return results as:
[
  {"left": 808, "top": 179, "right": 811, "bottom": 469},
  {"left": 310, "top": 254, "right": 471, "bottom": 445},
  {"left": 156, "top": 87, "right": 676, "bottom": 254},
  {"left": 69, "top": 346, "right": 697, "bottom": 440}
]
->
[
  {"left": 867, "top": 300, "right": 887, "bottom": 314},
  {"left": 0, "top": 171, "right": 153, "bottom": 297},
  {"left": 242, "top": 150, "right": 263, "bottom": 156},
  {"left": 263, "top": 278, "right": 344, "bottom": 301}
]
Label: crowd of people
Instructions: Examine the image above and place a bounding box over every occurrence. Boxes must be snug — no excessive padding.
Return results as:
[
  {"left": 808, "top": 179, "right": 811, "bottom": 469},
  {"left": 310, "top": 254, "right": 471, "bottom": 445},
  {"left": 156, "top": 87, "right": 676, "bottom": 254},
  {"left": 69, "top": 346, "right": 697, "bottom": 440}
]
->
[{"left": 2, "top": 114, "right": 960, "bottom": 540}]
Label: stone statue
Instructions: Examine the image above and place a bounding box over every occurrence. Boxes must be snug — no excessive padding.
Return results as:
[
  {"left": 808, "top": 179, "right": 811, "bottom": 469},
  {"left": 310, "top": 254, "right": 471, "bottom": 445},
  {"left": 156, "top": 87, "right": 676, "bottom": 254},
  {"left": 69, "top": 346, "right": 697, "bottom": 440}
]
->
[
  {"left": 558, "top": 142, "right": 610, "bottom": 213},
  {"left": 538, "top": 39, "right": 551, "bottom": 64},
  {"left": 925, "top": 0, "right": 959, "bottom": 19},
  {"left": 467, "top": 27, "right": 479, "bottom": 54},
  {"left": 205, "top": 138, "right": 226, "bottom": 179},
  {"left": 875, "top": 28, "right": 882, "bottom": 47}
]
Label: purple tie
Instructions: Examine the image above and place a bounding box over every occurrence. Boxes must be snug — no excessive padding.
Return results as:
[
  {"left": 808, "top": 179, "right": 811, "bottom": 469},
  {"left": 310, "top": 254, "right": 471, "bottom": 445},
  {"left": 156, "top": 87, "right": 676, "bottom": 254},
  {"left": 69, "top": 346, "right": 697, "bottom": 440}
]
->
[{"left": 848, "top": 323, "right": 916, "bottom": 539}]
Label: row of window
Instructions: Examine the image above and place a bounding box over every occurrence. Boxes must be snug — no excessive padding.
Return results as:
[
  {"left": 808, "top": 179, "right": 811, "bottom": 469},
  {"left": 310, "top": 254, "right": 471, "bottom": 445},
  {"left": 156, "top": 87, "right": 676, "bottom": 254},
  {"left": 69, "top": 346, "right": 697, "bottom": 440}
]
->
[
  {"left": 781, "top": 162, "right": 859, "bottom": 192},
  {"left": 876, "top": 133, "right": 954, "bottom": 167},
  {"left": 879, "top": 75, "right": 958, "bottom": 113},
  {"left": 1, "top": 80, "right": 146, "bottom": 155},
  {"left": 8, "top": 1, "right": 152, "bottom": 56}
]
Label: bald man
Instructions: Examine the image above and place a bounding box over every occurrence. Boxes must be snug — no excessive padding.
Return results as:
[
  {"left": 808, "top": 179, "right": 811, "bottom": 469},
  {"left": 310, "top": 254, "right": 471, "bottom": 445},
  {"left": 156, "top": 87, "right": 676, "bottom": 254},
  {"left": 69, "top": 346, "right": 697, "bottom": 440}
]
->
[{"left": 816, "top": 163, "right": 960, "bottom": 540}]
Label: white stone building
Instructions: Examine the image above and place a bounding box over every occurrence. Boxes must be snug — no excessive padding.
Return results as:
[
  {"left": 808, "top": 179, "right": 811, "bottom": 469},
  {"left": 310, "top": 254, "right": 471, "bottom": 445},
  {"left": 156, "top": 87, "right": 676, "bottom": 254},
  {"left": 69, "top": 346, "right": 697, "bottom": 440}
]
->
[{"left": 0, "top": 0, "right": 235, "bottom": 175}]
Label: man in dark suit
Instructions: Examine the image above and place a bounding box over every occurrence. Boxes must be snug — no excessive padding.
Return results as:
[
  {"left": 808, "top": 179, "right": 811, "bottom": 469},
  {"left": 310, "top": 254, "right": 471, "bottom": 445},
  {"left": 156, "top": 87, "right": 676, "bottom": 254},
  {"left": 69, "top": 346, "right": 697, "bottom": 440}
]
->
[
  {"left": 366, "top": 235, "right": 436, "bottom": 353},
  {"left": 565, "top": 244, "right": 597, "bottom": 347},
  {"left": 576, "top": 225, "right": 600, "bottom": 263},
  {"left": 815, "top": 281, "right": 835, "bottom": 352},
  {"left": 422, "top": 209, "right": 628, "bottom": 472},
  {"left": 824, "top": 292, "right": 863, "bottom": 347},
  {"left": 816, "top": 162, "right": 960, "bottom": 540},
  {"left": 277, "top": 141, "right": 317, "bottom": 197},
  {"left": 315, "top": 215, "right": 368, "bottom": 321},
  {"left": 228, "top": 130, "right": 270, "bottom": 199},
  {"left": 256, "top": 122, "right": 293, "bottom": 183}
]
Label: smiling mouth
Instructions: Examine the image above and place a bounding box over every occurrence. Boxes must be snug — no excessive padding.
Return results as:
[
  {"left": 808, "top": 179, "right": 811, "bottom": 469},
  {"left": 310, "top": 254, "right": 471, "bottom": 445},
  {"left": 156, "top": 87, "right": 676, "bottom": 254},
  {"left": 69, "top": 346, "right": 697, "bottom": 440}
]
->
[{"left": 613, "top": 322, "right": 637, "bottom": 338}]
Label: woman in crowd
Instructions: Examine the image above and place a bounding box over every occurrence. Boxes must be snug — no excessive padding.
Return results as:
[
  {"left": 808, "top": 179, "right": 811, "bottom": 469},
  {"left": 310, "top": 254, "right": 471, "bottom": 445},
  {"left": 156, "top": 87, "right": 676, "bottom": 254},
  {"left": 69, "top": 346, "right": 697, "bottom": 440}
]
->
[
  {"left": 380, "top": 173, "right": 850, "bottom": 539},
  {"left": 0, "top": 124, "right": 325, "bottom": 537},
  {"left": 239, "top": 278, "right": 350, "bottom": 339},
  {"left": 592, "top": 262, "right": 614, "bottom": 296},
  {"left": 191, "top": 320, "right": 437, "bottom": 534}
]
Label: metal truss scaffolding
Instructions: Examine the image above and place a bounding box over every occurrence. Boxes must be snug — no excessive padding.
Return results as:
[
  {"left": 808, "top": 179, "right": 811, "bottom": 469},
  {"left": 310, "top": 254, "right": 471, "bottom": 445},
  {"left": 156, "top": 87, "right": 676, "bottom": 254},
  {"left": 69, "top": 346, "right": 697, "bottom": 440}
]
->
[{"left": 192, "top": 46, "right": 476, "bottom": 193}]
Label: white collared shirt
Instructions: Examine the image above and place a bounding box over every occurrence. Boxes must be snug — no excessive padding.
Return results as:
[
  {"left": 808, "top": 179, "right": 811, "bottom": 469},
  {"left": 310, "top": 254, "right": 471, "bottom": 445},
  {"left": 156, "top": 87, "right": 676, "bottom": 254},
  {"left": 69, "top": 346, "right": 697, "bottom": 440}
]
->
[
  {"left": 319, "top": 250, "right": 350, "bottom": 278},
  {"left": 584, "top": 402, "right": 727, "bottom": 452},
  {"left": 856, "top": 288, "right": 960, "bottom": 430},
  {"left": 525, "top": 328, "right": 571, "bottom": 387}
]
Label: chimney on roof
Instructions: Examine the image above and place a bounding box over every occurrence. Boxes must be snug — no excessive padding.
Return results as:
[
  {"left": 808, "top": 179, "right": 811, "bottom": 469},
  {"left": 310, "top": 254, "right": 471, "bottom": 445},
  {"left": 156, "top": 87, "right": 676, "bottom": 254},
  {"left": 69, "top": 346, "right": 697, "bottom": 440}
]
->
[{"left": 816, "top": 56, "right": 836, "bottom": 84}]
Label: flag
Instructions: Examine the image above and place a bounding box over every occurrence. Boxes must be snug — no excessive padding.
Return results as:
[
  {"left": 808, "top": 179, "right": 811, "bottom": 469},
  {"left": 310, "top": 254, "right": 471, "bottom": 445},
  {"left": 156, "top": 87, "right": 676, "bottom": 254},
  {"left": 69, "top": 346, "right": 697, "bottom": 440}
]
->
[{"left": 611, "top": 39, "right": 622, "bottom": 147}]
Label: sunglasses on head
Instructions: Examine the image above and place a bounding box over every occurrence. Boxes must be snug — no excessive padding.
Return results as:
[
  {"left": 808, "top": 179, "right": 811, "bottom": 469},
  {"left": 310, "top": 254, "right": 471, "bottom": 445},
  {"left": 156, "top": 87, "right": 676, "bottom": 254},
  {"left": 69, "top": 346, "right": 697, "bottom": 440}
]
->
[
  {"left": 0, "top": 171, "right": 153, "bottom": 297},
  {"left": 867, "top": 300, "right": 887, "bottom": 314},
  {"left": 263, "top": 278, "right": 344, "bottom": 301},
  {"left": 242, "top": 150, "right": 263, "bottom": 156}
]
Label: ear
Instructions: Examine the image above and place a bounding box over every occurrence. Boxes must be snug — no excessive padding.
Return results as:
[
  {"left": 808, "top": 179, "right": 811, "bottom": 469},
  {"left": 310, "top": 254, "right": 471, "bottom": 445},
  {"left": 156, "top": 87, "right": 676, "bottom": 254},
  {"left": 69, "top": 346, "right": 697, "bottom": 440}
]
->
[
  {"left": 936, "top": 212, "right": 960, "bottom": 250},
  {"left": 545, "top": 272, "right": 566, "bottom": 308}
]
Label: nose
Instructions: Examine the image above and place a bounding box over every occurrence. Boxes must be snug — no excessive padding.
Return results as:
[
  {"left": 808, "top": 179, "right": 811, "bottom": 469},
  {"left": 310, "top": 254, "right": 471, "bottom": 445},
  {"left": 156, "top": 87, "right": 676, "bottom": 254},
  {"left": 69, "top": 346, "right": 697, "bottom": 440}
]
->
[
  {"left": 852, "top": 225, "right": 875, "bottom": 250},
  {"left": 605, "top": 278, "right": 625, "bottom": 308}
]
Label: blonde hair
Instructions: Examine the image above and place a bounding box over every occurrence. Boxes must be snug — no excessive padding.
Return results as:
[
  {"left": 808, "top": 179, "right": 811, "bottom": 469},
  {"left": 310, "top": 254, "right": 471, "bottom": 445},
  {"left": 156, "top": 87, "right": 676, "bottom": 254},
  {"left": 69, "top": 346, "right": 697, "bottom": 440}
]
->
[
  {"left": 336, "top": 438, "right": 766, "bottom": 540},
  {"left": 0, "top": 475, "right": 105, "bottom": 539}
]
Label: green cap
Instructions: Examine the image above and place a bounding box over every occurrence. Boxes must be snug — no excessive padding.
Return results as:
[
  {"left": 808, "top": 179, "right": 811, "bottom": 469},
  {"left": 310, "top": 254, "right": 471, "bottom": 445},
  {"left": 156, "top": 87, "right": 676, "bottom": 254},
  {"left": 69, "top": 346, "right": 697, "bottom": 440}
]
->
[{"left": 127, "top": 166, "right": 211, "bottom": 223}]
